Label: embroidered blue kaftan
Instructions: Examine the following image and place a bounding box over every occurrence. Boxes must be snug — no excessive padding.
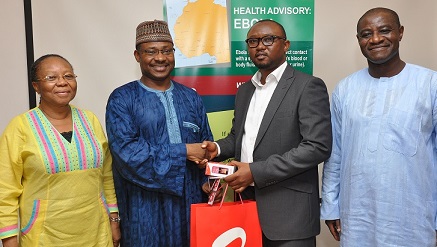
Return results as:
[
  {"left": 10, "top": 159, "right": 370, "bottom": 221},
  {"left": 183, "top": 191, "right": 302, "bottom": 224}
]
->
[
  {"left": 106, "top": 80, "right": 213, "bottom": 247},
  {"left": 321, "top": 64, "right": 437, "bottom": 247}
]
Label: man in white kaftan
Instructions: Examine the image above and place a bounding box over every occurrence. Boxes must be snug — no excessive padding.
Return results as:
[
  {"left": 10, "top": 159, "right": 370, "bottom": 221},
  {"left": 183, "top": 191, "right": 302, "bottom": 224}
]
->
[{"left": 321, "top": 7, "right": 437, "bottom": 247}]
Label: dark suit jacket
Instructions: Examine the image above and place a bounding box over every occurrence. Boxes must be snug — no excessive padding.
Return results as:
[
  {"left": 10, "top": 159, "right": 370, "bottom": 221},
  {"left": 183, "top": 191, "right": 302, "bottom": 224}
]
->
[{"left": 216, "top": 64, "right": 332, "bottom": 240}]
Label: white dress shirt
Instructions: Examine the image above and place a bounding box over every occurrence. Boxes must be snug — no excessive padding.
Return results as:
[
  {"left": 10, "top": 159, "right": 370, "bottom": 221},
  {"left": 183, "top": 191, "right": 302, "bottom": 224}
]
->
[{"left": 241, "top": 61, "right": 288, "bottom": 164}]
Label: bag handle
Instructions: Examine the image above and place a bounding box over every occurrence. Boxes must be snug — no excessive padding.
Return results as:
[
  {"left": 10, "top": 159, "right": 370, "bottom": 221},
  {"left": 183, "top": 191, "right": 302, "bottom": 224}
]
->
[
  {"left": 207, "top": 177, "right": 244, "bottom": 209},
  {"left": 219, "top": 183, "right": 243, "bottom": 209}
]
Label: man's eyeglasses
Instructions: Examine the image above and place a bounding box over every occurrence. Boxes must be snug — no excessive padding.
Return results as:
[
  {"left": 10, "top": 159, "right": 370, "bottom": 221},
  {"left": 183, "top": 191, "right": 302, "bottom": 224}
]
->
[
  {"left": 37, "top": 74, "right": 77, "bottom": 82},
  {"left": 139, "top": 48, "right": 175, "bottom": 57},
  {"left": 245, "top": 35, "right": 286, "bottom": 48}
]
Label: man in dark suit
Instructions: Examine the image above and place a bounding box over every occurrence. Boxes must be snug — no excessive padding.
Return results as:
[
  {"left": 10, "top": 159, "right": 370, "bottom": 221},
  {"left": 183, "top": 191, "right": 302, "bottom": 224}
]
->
[{"left": 201, "top": 20, "right": 332, "bottom": 246}]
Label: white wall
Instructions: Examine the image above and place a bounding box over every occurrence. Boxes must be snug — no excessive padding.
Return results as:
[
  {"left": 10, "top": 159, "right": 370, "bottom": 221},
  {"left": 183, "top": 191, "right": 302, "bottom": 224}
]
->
[
  {"left": 31, "top": 0, "right": 162, "bottom": 128},
  {"left": 1, "top": 1, "right": 437, "bottom": 246},
  {"left": 314, "top": 1, "right": 437, "bottom": 94},
  {"left": 0, "top": 0, "right": 29, "bottom": 133}
]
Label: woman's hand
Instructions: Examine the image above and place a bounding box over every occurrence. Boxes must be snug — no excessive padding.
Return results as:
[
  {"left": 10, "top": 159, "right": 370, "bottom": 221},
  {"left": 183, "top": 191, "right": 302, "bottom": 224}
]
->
[
  {"left": 110, "top": 213, "right": 121, "bottom": 246},
  {"left": 2, "top": 236, "right": 19, "bottom": 247}
]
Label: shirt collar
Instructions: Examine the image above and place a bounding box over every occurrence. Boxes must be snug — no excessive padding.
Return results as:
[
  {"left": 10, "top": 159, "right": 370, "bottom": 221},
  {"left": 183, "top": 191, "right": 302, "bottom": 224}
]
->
[
  {"left": 137, "top": 80, "right": 174, "bottom": 93},
  {"left": 251, "top": 61, "right": 288, "bottom": 88}
]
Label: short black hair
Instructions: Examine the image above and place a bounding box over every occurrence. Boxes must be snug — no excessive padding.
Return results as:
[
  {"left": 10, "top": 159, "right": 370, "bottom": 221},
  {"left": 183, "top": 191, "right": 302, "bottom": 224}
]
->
[
  {"left": 357, "top": 7, "right": 401, "bottom": 33},
  {"left": 248, "top": 19, "right": 287, "bottom": 39},
  {"left": 30, "top": 54, "right": 73, "bottom": 82}
]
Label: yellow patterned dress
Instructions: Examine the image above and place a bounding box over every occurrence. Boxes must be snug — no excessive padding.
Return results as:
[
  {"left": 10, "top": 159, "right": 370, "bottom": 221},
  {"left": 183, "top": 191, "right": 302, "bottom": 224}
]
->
[{"left": 0, "top": 106, "right": 118, "bottom": 246}]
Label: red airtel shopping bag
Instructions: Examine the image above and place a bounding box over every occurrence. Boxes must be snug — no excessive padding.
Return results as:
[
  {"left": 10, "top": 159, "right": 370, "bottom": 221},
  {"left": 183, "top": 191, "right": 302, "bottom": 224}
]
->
[{"left": 190, "top": 199, "right": 262, "bottom": 247}]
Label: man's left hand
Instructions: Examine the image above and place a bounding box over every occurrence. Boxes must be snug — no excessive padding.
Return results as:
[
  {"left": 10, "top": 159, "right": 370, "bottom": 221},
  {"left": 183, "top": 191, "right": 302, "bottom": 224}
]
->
[{"left": 223, "top": 161, "right": 254, "bottom": 193}]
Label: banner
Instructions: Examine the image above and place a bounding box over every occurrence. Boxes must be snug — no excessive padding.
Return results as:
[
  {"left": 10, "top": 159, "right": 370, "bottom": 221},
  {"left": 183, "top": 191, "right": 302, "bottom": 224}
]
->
[{"left": 164, "top": 0, "right": 314, "bottom": 139}]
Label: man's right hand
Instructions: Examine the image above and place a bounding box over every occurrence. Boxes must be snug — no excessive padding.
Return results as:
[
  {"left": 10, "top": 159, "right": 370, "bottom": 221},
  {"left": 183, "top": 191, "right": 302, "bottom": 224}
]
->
[
  {"left": 186, "top": 143, "right": 208, "bottom": 168},
  {"left": 325, "top": 219, "right": 341, "bottom": 241},
  {"left": 186, "top": 141, "right": 219, "bottom": 168},
  {"left": 201, "top": 141, "right": 218, "bottom": 160}
]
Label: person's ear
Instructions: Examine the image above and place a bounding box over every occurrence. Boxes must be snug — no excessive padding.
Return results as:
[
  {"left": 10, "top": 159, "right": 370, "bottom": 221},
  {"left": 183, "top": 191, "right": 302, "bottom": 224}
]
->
[
  {"left": 134, "top": 50, "right": 141, "bottom": 63},
  {"left": 398, "top": 25, "right": 404, "bottom": 41},
  {"left": 32, "top": 81, "right": 40, "bottom": 94},
  {"left": 283, "top": 40, "right": 290, "bottom": 53}
]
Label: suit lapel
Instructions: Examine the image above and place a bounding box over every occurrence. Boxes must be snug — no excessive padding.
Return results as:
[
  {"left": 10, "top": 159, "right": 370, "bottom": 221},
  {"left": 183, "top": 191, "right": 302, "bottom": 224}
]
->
[
  {"left": 254, "top": 65, "right": 295, "bottom": 149},
  {"left": 238, "top": 83, "right": 256, "bottom": 143}
]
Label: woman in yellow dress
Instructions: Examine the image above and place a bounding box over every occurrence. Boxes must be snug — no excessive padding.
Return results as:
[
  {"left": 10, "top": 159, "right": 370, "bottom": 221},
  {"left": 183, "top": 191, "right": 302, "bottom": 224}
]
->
[{"left": 0, "top": 54, "right": 120, "bottom": 247}]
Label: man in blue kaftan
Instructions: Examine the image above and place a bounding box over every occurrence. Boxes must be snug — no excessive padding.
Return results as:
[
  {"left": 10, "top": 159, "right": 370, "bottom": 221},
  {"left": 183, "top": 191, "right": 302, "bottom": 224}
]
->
[
  {"left": 321, "top": 8, "right": 437, "bottom": 247},
  {"left": 105, "top": 20, "right": 213, "bottom": 247}
]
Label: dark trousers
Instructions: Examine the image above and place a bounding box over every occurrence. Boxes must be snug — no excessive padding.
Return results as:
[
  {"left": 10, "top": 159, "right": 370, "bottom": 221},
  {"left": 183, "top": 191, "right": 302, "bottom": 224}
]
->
[
  {"left": 262, "top": 233, "right": 316, "bottom": 247},
  {"left": 242, "top": 187, "right": 316, "bottom": 247}
]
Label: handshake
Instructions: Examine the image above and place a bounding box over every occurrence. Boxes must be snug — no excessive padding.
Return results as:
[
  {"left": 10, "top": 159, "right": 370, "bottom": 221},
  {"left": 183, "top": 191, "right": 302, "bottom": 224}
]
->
[
  {"left": 186, "top": 141, "right": 219, "bottom": 168},
  {"left": 186, "top": 141, "right": 254, "bottom": 195},
  {"left": 186, "top": 140, "right": 227, "bottom": 203}
]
